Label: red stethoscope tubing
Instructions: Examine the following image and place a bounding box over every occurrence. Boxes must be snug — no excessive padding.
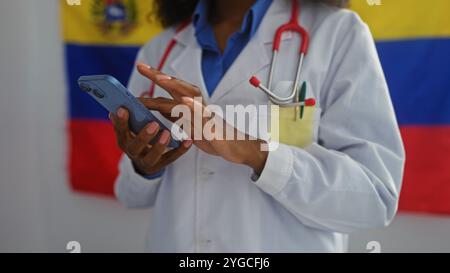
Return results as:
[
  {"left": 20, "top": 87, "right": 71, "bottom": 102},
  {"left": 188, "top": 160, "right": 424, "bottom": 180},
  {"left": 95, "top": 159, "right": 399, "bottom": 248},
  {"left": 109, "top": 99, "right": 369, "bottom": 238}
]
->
[{"left": 273, "top": 0, "right": 308, "bottom": 54}]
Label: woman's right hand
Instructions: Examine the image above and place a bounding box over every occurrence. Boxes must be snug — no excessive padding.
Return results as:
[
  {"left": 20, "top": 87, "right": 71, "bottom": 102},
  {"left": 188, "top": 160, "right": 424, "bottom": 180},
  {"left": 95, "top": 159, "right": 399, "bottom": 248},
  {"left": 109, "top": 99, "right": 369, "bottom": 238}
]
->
[{"left": 109, "top": 107, "right": 193, "bottom": 176}]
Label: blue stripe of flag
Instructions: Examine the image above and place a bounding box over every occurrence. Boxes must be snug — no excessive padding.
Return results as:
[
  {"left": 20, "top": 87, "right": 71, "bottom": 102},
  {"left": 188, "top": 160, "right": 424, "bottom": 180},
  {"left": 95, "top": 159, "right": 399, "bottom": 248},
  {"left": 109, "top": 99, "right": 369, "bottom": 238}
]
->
[
  {"left": 66, "top": 43, "right": 139, "bottom": 120},
  {"left": 67, "top": 39, "right": 450, "bottom": 125},
  {"left": 376, "top": 38, "right": 450, "bottom": 125}
]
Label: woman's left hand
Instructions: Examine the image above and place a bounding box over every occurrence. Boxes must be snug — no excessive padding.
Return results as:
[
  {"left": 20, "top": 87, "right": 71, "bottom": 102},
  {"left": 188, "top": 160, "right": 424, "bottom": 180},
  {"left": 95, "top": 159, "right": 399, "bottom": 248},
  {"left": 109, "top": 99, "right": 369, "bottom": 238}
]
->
[{"left": 136, "top": 63, "right": 268, "bottom": 174}]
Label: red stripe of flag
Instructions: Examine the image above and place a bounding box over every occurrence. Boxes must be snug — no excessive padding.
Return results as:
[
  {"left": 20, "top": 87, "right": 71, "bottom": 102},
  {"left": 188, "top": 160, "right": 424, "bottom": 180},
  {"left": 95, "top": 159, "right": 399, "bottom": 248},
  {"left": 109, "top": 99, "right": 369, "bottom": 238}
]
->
[
  {"left": 68, "top": 121, "right": 450, "bottom": 215},
  {"left": 399, "top": 126, "right": 450, "bottom": 214},
  {"left": 69, "top": 119, "right": 122, "bottom": 196}
]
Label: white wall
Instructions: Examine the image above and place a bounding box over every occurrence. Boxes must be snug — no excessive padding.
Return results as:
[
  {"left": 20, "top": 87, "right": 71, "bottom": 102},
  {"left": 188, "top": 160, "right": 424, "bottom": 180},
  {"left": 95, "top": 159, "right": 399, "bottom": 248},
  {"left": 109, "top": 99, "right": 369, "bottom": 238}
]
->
[
  {"left": 0, "top": 0, "right": 449, "bottom": 253},
  {"left": 0, "top": 0, "right": 149, "bottom": 253}
]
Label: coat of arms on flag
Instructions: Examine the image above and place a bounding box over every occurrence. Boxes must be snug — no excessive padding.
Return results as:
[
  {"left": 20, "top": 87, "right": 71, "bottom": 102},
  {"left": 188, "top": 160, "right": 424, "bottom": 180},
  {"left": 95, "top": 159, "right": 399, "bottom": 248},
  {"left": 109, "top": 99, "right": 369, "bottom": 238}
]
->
[{"left": 91, "top": 0, "right": 138, "bottom": 35}]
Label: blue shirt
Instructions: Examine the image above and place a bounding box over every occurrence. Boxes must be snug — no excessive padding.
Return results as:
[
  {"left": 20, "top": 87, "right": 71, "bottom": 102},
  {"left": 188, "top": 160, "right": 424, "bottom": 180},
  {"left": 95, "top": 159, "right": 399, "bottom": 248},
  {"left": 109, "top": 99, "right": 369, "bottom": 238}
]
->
[{"left": 193, "top": 0, "right": 272, "bottom": 95}]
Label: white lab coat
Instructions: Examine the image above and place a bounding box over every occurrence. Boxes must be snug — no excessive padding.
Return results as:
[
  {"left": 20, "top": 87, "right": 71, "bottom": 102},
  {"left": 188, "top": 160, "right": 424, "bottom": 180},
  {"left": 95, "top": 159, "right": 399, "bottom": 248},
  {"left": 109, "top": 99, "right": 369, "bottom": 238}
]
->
[{"left": 115, "top": 0, "right": 405, "bottom": 252}]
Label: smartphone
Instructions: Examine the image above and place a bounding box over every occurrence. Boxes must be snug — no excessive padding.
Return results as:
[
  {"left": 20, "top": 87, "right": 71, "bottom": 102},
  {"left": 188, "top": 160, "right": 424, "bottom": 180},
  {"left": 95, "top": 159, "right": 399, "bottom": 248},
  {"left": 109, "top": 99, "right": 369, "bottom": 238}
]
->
[{"left": 78, "top": 75, "right": 185, "bottom": 148}]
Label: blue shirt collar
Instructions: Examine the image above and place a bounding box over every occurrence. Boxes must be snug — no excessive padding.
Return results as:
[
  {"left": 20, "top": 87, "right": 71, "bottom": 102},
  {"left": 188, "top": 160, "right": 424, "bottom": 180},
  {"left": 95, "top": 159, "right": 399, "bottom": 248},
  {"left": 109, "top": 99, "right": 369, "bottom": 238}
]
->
[{"left": 193, "top": 0, "right": 272, "bottom": 52}]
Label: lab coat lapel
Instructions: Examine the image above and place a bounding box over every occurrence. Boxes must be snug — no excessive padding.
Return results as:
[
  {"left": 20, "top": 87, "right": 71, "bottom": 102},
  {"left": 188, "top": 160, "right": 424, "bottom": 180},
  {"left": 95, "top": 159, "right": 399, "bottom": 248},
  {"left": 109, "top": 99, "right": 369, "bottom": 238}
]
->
[
  {"left": 169, "top": 26, "right": 210, "bottom": 101},
  {"left": 209, "top": 0, "right": 291, "bottom": 103},
  {"left": 209, "top": 38, "right": 270, "bottom": 103}
]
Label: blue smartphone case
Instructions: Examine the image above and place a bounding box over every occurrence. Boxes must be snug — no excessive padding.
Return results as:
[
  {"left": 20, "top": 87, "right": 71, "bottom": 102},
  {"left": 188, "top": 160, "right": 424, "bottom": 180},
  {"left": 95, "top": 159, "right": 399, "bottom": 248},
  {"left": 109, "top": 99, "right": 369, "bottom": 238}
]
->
[{"left": 78, "top": 75, "right": 181, "bottom": 148}]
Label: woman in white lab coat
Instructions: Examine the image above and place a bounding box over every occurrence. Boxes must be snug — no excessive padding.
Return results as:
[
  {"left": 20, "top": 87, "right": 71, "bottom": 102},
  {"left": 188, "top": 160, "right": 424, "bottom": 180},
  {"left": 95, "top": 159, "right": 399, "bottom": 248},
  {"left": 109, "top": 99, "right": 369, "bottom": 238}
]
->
[{"left": 110, "top": 0, "right": 405, "bottom": 252}]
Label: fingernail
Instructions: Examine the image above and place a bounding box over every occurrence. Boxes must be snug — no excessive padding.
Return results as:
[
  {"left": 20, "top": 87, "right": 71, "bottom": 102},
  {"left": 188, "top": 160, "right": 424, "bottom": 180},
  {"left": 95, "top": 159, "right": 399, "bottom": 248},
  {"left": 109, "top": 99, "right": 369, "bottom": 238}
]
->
[
  {"left": 147, "top": 122, "right": 159, "bottom": 134},
  {"left": 156, "top": 74, "right": 172, "bottom": 81},
  {"left": 183, "top": 140, "right": 193, "bottom": 148},
  {"left": 117, "top": 108, "right": 125, "bottom": 118},
  {"left": 159, "top": 130, "right": 171, "bottom": 144},
  {"left": 181, "top": 97, "right": 194, "bottom": 104},
  {"left": 137, "top": 62, "right": 151, "bottom": 70},
  {"left": 108, "top": 112, "right": 112, "bottom": 120}
]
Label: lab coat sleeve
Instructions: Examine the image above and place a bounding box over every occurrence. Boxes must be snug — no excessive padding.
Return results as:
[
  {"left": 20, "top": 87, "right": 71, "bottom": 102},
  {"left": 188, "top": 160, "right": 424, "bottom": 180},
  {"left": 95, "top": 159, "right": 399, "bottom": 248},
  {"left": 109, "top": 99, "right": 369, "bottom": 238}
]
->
[
  {"left": 114, "top": 39, "right": 167, "bottom": 208},
  {"left": 254, "top": 14, "right": 405, "bottom": 233},
  {"left": 115, "top": 154, "right": 163, "bottom": 208}
]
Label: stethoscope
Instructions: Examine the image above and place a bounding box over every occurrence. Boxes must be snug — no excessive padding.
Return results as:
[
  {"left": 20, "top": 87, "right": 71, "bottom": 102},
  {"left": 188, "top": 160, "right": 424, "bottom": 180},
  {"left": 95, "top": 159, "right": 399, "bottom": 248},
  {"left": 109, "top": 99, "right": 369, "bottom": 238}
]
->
[
  {"left": 249, "top": 0, "right": 315, "bottom": 110},
  {"left": 146, "top": 0, "right": 315, "bottom": 111}
]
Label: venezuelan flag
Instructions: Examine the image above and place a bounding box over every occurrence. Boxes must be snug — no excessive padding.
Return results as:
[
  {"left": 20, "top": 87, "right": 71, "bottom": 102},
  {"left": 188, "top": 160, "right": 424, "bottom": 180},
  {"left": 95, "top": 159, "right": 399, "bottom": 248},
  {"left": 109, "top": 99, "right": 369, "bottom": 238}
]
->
[
  {"left": 62, "top": 0, "right": 161, "bottom": 195},
  {"left": 63, "top": 0, "right": 450, "bottom": 215},
  {"left": 351, "top": 0, "right": 450, "bottom": 214}
]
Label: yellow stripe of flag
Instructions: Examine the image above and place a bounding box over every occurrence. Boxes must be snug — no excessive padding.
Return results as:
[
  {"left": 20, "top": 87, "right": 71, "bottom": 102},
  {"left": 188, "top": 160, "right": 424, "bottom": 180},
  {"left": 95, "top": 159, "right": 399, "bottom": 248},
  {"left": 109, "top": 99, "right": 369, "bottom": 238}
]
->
[
  {"left": 350, "top": 0, "right": 450, "bottom": 40},
  {"left": 61, "top": 0, "right": 162, "bottom": 46},
  {"left": 62, "top": 0, "right": 450, "bottom": 45}
]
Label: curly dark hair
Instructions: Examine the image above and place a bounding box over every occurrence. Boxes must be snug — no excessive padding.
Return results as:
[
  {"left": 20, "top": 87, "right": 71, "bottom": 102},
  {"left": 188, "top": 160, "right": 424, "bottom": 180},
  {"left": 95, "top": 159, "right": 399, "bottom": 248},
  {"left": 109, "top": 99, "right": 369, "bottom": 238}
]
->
[{"left": 154, "top": 0, "right": 349, "bottom": 28}]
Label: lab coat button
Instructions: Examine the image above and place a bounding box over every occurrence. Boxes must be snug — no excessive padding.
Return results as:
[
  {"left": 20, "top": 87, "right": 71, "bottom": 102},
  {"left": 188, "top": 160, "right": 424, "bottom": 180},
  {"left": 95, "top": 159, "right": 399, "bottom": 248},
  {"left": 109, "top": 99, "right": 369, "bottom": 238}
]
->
[
  {"left": 199, "top": 239, "right": 212, "bottom": 245},
  {"left": 200, "top": 168, "right": 215, "bottom": 176}
]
